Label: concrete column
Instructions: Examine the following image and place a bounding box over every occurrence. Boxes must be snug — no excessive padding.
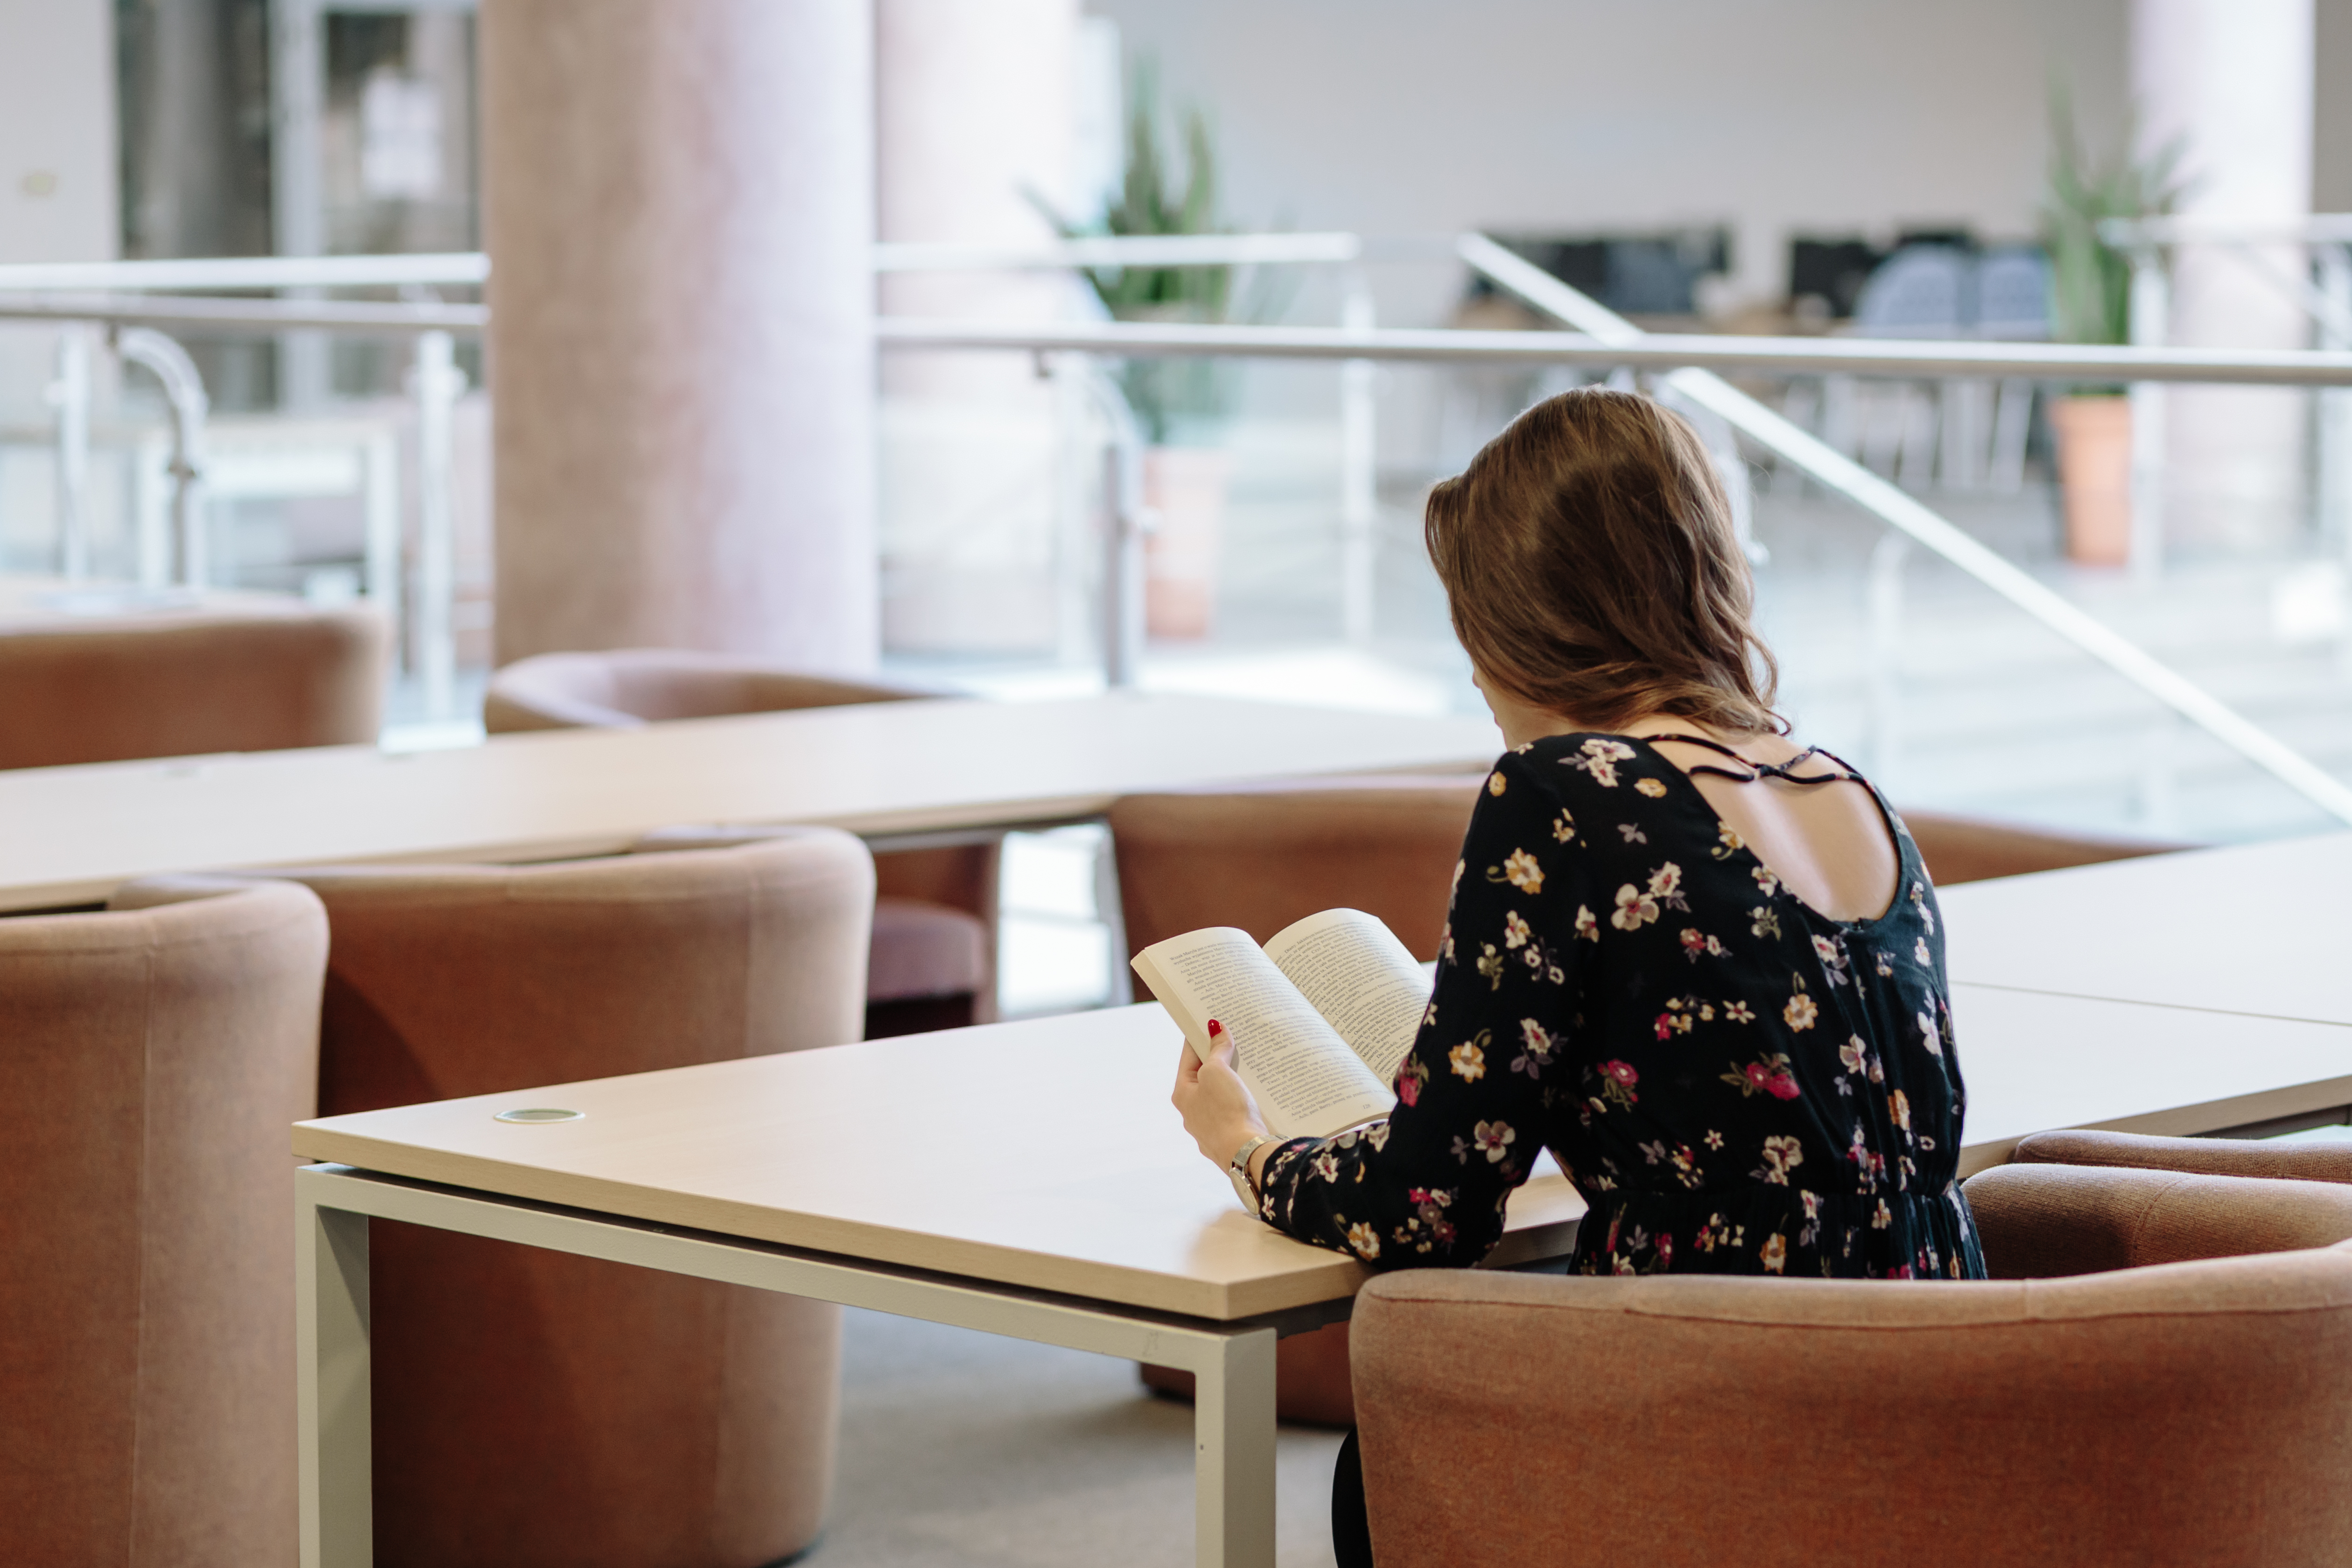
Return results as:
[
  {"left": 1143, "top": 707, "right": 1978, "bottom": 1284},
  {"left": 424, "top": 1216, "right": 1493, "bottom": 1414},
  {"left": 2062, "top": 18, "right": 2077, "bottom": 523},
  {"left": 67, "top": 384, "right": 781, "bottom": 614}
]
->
[
  {"left": 875, "top": 0, "right": 1081, "bottom": 654},
  {"left": 2134, "top": 0, "right": 2315, "bottom": 552},
  {"left": 482, "top": 0, "right": 878, "bottom": 672}
]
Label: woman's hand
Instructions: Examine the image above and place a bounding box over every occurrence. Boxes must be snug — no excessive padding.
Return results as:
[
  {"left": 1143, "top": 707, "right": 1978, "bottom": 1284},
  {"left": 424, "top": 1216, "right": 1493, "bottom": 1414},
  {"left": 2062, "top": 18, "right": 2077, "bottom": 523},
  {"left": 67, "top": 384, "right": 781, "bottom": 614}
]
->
[{"left": 1172, "top": 1019, "right": 1270, "bottom": 1175}]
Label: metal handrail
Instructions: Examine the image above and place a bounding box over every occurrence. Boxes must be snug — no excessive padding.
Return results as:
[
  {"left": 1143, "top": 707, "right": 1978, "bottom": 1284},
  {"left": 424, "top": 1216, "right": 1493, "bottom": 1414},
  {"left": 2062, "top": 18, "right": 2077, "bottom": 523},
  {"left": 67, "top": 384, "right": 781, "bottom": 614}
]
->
[
  {"left": 112, "top": 328, "right": 210, "bottom": 586},
  {"left": 876, "top": 233, "right": 1364, "bottom": 270},
  {"left": 0, "top": 294, "right": 485, "bottom": 335},
  {"left": 1449, "top": 232, "right": 2352, "bottom": 827},
  {"left": 877, "top": 316, "right": 2352, "bottom": 387},
  {"left": 0, "top": 237, "right": 1357, "bottom": 293},
  {"left": 2100, "top": 216, "right": 2352, "bottom": 246},
  {"left": 15, "top": 293, "right": 2352, "bottom": 385},
  {"left": 15, "top": 237, "right": 2352, "bottom": 816},
  {"left": 0, "top": 253, "right": 488, "bottom": 292}
]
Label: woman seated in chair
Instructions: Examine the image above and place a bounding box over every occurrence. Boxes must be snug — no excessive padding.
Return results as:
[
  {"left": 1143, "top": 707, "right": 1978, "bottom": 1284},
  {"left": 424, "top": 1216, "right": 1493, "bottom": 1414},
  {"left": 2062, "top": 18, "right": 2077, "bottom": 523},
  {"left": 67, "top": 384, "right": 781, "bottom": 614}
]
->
[{"left": 1171, "top": 387, "right": 1984, "bottom": 1564}]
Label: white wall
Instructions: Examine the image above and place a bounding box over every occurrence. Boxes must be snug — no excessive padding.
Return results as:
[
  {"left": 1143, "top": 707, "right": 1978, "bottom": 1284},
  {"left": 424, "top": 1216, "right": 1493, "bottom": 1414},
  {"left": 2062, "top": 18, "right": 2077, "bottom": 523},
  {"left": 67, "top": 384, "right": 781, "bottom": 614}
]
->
[
  {"left": 1088, "top": 0, "right": 2134, "bottom": 324},
  {"left": 0, "top": 0, "right": 116, "bottom": 264}
]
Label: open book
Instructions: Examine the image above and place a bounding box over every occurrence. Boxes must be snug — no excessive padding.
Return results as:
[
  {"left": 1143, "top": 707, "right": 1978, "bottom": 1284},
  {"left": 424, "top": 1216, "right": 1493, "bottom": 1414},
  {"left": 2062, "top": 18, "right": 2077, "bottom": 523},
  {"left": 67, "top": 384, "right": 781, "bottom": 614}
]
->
[{"left": 1132, "top": 908, "right": 1430, "bottom": 1144}]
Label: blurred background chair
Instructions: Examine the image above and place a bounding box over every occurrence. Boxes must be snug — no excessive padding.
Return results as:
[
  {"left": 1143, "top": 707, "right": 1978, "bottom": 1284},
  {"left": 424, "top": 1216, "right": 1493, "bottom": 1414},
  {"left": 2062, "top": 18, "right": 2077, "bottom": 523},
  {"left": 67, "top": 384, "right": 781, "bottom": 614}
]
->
[
  {"left": 1105, "top": 777, "right": 2198, "bottom": 1425},
  {"left": 0, "top": 600, "right": 386, "bottom": 769},
  {"left": 1109, "top": 775, "right": 1485, "bottom": 964},
  {"left": 485, "top": 647, "right": 996, "bottom": 1037},
  {"left": 0, "top": 879, "right": 327, "bottom": 1568},
  {"left": 1350, "top": 1162, "right": 2352, "bottom": 1568},
  {"left": 1901, "top": 810, "right": 2194, "bottom": 886},
  {"left": 180, "top": 830, "right": 873, "bottom": 1568},
  {"left": 1109, "top": 775, "right": 1483, "bottom": 1427}
]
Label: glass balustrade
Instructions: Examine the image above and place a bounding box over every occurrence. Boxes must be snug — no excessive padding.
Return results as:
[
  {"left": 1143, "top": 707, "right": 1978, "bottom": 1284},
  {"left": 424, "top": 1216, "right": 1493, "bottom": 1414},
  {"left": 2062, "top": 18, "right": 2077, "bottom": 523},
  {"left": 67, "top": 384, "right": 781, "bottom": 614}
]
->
[{"left": 3, "top": 257, "right": 2350, "bottom": 848}]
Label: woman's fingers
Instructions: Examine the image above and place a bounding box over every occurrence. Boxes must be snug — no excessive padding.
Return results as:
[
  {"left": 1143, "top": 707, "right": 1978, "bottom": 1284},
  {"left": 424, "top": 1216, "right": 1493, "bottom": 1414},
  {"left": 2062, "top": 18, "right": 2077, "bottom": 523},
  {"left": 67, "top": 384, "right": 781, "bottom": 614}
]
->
[
  {"left": 1166, "top": 1020, "right": 1223, "bottom": 1104},
  {"left": 1205, "top": 1018, "right": 1236, "bottom": 1072}
]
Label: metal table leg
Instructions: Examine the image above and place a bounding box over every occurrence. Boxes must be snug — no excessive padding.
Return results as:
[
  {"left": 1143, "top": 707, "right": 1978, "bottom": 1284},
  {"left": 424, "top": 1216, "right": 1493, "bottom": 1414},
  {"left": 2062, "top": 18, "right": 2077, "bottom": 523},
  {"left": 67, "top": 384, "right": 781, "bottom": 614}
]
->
[
  {"left": 297, "top": 1190, "right": 373, "bottom": 1568},
  {"left": 292, "top": 1165, "right": 1317, "bottom": 1568},
  {"left": 1192, "top": 1326, "right": 1279, "bottom": 1568}
]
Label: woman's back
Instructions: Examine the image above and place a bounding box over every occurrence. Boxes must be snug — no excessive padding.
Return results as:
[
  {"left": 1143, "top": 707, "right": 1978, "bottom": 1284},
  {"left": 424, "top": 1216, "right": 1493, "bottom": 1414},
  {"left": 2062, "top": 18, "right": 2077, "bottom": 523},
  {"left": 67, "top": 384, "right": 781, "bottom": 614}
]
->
[
  {"left": 1637, "top": 724, "right": 1899, "bottom": 923},
  {"left": 1256, "top": 732, "right": 1982, "bottom": 1282}
]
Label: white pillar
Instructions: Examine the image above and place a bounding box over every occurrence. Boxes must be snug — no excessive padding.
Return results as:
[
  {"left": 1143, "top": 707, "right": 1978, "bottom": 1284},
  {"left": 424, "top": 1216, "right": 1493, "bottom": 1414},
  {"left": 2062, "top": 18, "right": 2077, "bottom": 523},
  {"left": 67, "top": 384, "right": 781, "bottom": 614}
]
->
[
  {"left": 481, "top": 0, "right": 878, "bottom": 674},
  {"left": 875, "top": 0, "right": 1081, "bottom": 655},
  {"left": 2133, "top": 0, "right": 2315, "bottom": 552},
  {"left": 0, "top": 0, "right": 116, "bottom": 573}
]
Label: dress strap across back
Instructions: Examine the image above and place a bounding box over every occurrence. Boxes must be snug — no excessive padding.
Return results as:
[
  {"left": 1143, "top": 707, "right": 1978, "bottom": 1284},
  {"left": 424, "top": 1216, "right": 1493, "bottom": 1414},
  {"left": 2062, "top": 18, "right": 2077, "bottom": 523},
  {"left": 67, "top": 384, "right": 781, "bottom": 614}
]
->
[{"left": 1641, "top": 732, "right": 1866, "bottom": 788}]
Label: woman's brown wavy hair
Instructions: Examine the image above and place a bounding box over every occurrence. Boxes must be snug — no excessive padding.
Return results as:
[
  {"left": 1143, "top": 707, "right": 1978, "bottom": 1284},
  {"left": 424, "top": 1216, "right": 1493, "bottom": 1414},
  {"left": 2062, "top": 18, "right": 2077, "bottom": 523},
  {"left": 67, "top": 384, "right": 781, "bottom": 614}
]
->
[{"left": 1425, "top": 387, "right": 1783, "bottom": 737}]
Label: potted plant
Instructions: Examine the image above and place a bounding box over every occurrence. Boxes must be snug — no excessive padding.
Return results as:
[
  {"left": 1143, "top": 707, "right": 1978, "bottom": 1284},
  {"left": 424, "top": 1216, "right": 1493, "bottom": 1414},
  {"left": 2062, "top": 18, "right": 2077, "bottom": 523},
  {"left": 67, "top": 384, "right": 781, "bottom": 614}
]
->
[
  {"left": 1040, "top": 61, "right": 1240, "bottom": 639},
  {"left": 2039, "top": 91, "right": 2186, "bottom": 566}
]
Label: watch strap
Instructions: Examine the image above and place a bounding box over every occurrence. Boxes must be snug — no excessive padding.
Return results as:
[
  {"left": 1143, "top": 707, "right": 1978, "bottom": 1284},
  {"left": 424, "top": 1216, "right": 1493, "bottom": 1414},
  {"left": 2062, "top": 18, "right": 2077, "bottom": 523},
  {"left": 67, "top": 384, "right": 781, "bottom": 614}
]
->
[{"left": 1227, "top": 1132, "right": 1280, "bottom": 1209}]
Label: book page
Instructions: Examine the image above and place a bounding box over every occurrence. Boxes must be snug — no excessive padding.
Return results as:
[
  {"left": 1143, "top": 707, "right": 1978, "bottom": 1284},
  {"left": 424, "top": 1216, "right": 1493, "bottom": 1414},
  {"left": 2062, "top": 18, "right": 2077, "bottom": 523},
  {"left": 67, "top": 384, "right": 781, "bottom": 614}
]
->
[
  {"left": 1130, "top": 928, "right": 1393, "bottom": 1139},
  {"left": 1264, "top": 908, "right": 1431, "bottom": 1087}
]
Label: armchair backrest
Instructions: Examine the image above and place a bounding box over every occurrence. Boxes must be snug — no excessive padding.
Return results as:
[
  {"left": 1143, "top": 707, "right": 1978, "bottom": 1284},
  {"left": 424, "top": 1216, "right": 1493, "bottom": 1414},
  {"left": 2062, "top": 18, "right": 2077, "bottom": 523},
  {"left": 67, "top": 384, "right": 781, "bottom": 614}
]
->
[
  {"left": 0, "top": 605, "right": 385, "bottom": 767},
  {"left": 121, "top": 830, "right": 872, "bottom": 1117},
  {"left": 483, "top": 647, "right": 941, "bottom": 732},
  {"left": 1353, "top": 1238, "right": 2352, "bottom": 1568},
  {"left": 0, "top": 880, "right": 327, "bottom": 1566},
  {"left": 1963, "top": 1160, "right": 2352, "bottom": 1277},
  {"left": 2011, "top": 1126, "right": 2352, "bottom": 1184},
  {"left": 1108, "top": 775, "right": 1484, "bottom": 961}
]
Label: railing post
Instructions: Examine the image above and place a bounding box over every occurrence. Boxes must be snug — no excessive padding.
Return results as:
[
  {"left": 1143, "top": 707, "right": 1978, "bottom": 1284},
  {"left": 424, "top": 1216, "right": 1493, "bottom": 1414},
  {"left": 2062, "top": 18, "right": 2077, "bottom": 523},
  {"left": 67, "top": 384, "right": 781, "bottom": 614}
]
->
[
  {"left": 1865, "top": 533, "right": 1910, "bottom": 782},
  {"left": 2317, "top": 243, "right": 2352, "bottom": 568},
  {"left": 1080, "top": 361, "right": 1148, "bottom": 689},
  {"left": 1049, "top": 354, "right": 1096, "bottom": 669},
  {"left": 49, "top": 322, "right": 93, "bottom": 580},
  {"left": 112, "top": 327, "right": 210, "bottom": 588},
  {"left": 412, "top": 330, "right": 465, "bottom": 720},
  {"left": 2127, "top": 246, "right": 2169, "bottom": 580},
  {"left": 1339, "top": 265, "right": 1378, "bottom": 644}
]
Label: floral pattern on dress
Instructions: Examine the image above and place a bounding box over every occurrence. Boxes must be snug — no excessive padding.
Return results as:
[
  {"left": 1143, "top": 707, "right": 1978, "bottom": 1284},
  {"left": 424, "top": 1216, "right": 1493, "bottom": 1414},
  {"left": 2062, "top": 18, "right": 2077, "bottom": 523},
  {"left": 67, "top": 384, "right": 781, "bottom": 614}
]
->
[{"left": 1256, "top": 734, "right": 1985, "bottom": 1283}]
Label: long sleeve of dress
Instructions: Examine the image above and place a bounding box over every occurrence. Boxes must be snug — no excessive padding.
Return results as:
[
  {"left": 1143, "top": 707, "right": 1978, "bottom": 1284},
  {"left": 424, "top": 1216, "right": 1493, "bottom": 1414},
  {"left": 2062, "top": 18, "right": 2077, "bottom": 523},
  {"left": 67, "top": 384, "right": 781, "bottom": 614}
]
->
[{"left": 1255, "top": 746, "right": 1593, "bottom": 1269}]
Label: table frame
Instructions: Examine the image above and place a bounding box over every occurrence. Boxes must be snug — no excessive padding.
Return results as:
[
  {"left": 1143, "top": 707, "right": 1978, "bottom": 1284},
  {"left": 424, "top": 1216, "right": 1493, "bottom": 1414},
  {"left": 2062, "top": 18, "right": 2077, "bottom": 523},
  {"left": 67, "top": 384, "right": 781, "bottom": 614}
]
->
[{"left": 295, "top": 1164, "right": 1351, "bottom": 1568}]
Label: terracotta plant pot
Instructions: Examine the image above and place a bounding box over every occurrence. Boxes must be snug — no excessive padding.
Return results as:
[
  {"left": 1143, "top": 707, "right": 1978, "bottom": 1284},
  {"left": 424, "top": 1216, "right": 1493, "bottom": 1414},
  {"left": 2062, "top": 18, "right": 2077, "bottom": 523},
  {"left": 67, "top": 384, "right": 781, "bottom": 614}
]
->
[
  {"left": 1142, "top": 446, "right": 1231, "bottom": 640},
  {"left": 2050, "top": 394, "right": 2133, "bottom": 567}
]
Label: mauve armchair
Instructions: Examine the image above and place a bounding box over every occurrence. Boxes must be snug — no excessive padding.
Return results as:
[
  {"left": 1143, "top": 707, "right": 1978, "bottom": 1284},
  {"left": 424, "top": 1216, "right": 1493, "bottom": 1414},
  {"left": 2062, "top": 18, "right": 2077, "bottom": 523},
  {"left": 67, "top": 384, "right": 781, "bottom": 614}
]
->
[
  {"left": 1110, "top": 776, "right": 1485, "bottom": 1426},
  {"left": 1899, "top": 809, "right": 2192, "bottom": 886},
  {"left": 485, "top": 647, "right": 996, "bottom": 1035},
  {"left": 0, "top": 602, "right": 386, "bottom": 769},
  {"left": 138, "top": 830, "right": 873, "bottom": 1568},
  {"left": 1350, "top": 1161, "right": 2352, "bottom": 1568},
  {"left": 0, "top": 879, "right": 328, "bottom": 1568}
]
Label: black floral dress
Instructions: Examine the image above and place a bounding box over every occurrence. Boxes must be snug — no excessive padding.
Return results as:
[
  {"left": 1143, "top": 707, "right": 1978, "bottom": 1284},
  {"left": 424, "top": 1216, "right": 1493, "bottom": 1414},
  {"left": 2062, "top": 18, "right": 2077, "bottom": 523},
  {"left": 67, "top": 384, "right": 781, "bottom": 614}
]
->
[{"left": 1255, "top": 733, "right": 1986, "bottom": 1281}]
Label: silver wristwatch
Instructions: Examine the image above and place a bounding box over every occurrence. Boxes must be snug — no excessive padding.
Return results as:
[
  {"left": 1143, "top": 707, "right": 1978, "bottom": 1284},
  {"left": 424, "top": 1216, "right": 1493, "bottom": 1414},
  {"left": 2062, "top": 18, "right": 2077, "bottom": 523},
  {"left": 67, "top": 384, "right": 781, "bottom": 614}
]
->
[{"left": 1227, "top": 1133, "right": 1281, "bottom": 1210}]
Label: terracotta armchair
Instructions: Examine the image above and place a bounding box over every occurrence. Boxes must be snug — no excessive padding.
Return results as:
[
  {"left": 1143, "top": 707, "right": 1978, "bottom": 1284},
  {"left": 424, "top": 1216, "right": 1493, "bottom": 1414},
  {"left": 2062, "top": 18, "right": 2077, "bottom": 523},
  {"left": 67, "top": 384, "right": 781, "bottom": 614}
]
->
[
  {"left": 1900, "top": 809, "right": 2192, "bottom": 886},
  {"left": 1109, "top": 776, "right": 1483, "bottom": 1426},
  {"left": 485, "top": 647, "right": 995, "bottom": 1036},
  {"left": 0, "top": 601, "right": 386, "bottom": 768},
  {"left": 150, "top": 830, "right": 873, "bottom": 1568},
  {"left": 0, "top": 879, "right": 328, "bottom": 1568},
  {"left": 1351, "top": 1161, "right": 2352, "bottom": 1568}
]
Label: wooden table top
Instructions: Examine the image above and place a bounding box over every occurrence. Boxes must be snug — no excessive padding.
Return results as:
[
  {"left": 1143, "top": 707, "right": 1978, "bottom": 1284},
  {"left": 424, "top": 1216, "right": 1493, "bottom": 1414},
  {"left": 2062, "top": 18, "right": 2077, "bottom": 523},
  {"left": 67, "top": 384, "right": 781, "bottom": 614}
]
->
[
  {"left": 292, "top": 1002, "right": 1584, "bottom": 1322},
  {"left": 1941, "top": 832, "right": 2352, "bottom": 1027},
  {"left": 1950, "top": 982, "right": 2352, "bottom": 1168},
  {"left": 291, "top": 967, "right": 2352, "bottom": 1318},
  {"left": 0, "top": 692, "right": 1504, "bottom": 913}
]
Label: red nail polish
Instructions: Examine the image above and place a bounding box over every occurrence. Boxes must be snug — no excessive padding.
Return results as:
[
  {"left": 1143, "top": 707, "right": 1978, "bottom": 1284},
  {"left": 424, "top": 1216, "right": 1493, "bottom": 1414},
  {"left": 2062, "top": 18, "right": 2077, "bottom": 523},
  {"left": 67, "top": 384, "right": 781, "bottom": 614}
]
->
[{"left": 1207, "top": 1019, "right": 1223, "bottom": 1035}]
